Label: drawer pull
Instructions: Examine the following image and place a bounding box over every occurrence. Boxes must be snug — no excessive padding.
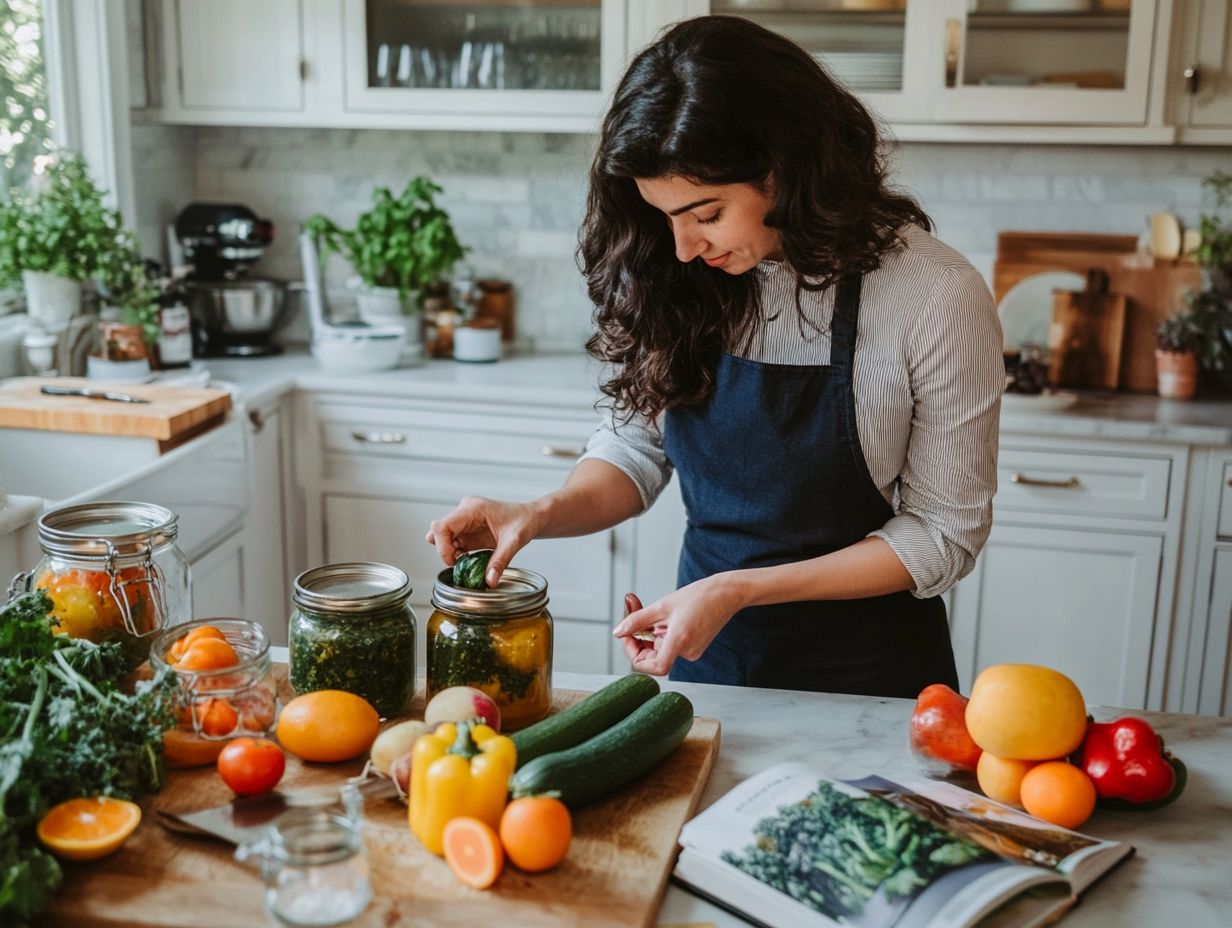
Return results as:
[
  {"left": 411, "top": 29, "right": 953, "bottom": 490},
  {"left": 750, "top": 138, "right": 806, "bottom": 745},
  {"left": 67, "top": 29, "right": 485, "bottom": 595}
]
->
[
  {"left": 1011, "top": 472, "right": 1079, "bottom": 490},
  {"left": 352, "top": 430, "right": 407, "bottom": 445},
  {"left": 541, "top": 445, "right": 584, "bottom": 459}
]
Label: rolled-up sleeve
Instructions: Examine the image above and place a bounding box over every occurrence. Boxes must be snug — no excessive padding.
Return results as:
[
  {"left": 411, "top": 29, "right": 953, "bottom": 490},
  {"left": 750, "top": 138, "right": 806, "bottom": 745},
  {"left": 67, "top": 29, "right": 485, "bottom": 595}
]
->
[
  {"left": 869, "top": 264, "right": 1004, "bottom": 598},
  {"left": 578, "top": 407, "right": 675, "bottom": 512}
]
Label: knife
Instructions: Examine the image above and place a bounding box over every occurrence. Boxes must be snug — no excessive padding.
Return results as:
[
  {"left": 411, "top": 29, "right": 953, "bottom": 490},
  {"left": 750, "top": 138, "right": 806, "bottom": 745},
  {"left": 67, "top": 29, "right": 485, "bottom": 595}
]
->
[
  {"left": 40, "top": 384, "right": 151, "bottom": 404},
  {"left": 158, "top": 775, "right": 397, "bottom": 845}
]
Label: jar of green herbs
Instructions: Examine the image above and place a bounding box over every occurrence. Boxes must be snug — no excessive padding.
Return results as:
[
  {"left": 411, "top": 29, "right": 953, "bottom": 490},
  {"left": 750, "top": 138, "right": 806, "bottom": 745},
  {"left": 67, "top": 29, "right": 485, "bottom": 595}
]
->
[{"left": 290, "top": 563, "right": 416, "bottom": 718}]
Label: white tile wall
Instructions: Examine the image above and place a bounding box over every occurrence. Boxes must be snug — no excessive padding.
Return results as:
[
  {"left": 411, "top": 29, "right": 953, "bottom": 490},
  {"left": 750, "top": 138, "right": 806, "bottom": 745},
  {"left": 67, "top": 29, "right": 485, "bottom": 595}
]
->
[{"left": 129, "top": 125, "right": 1232, "bottom": 352}]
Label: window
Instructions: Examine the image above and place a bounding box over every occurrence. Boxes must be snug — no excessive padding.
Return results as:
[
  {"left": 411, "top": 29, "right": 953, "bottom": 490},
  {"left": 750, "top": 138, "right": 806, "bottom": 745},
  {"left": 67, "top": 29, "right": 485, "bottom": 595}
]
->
[{"left": 1, "top": 0, "right": 54, "bottom": 191}]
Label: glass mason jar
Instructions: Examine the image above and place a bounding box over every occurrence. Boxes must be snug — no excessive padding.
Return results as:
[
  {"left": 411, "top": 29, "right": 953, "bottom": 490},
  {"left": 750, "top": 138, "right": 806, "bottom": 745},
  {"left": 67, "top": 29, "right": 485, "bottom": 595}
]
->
[
  {"left": 290, "top": 562, "right": 417, "bottom": 718},
  {"left": 150, "top": 618, "right": 279, "bottom": 768},
  {"left": 15, "top": 501, "right": 190, "bottom": 667},
  {"left": 427, "top": 566, "right": 553, "bottom": 730},
  {"left": 236, "top": 805, "right": 372, "bottom": 927}
]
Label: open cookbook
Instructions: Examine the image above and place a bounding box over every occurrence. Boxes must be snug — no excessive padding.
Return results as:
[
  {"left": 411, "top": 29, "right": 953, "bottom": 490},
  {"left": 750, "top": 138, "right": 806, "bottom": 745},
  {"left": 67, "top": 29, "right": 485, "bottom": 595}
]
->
[{"left": 673, "top": 763, "right": 1134, "bottom": 928}]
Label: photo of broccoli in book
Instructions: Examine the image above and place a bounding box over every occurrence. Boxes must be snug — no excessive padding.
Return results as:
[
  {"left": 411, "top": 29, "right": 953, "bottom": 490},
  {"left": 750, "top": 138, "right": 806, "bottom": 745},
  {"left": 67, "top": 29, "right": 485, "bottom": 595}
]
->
[{"left": 673, "top": 763, "right": 1133, "bottom": 928}]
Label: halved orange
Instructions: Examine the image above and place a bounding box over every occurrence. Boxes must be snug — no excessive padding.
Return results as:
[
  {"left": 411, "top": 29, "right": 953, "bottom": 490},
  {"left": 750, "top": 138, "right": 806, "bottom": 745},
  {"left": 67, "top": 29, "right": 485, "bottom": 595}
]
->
[
  {"left": 443, "top": 816, "right": 504, "bottom": 890},
  {"left": 37, "top": 797, "right": 142, "bottom": 861}
]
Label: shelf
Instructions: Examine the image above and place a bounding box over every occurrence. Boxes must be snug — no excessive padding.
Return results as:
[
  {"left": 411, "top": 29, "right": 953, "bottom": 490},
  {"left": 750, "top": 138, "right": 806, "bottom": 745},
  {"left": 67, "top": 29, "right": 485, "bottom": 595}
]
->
[{"left": 967, "top": 11, "right": 1131, "bottom": 31}]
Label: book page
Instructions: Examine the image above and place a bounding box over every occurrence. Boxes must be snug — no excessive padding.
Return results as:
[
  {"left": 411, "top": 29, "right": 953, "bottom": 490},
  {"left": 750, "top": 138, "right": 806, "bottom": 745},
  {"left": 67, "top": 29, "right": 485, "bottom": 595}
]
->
[{"left": 678, "top": 764, "right": 1063, "bottom": 928}]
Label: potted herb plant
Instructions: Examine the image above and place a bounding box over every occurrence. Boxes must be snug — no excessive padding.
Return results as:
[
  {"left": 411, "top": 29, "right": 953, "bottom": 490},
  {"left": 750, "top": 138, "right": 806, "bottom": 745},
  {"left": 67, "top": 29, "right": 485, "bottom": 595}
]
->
[
  {"left": 1154, "top": 310, "right": 1200, "bottom": 401},
  {"left": 1187, "top": 170, "right": 1232, "bottom": 392},
  {"left": 303, "top": 177, "right": 468, "bottom": 362},
  {"left": 0, "top": 151, "right": 123, "bottom": 327}
]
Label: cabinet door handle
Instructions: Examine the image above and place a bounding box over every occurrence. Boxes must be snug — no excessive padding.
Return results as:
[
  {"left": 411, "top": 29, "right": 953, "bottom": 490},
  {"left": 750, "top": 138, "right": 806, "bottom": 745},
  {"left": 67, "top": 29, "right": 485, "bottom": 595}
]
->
[
  {"left": 944, "top": 18, "right": 962, "bottom": 89},
  {"left": 1011, "top": 472, "right": 1080, "bottom": 489},
  {"left": 541, "top": 445, "right": 584, "bottom": 459},
  {"left": 352, "top": 429, "right": 406, "bottom": 444},
  {"left": 248, "top": 409, "right": 265, "bottom": 433},
  {"left": 1184, "top": 64, "right": 1200, "bottom": 95}
]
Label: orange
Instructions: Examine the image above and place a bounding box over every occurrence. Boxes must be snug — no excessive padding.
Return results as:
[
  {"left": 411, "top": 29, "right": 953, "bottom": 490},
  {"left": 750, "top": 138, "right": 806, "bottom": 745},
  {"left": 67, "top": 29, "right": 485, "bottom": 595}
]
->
[
  {"left": 167, "top": 625, "right": 226, "bottom": 663},
  {"left": 195, "top": 698, "right": 239, "bottom": 737},
  {"left": 176, "top": 637, "right": 239, "bottom": 672},
  {"left": 37, "top": 797, "right": 142, "bottom": 861},
  {"left": 1020, "top": 762, "right": 1097, "bottom": 829},
  {"left": 444, "top": 817, "right": 504, "bottom": 889},
  {"left": 276, "top": 690, "right": 380, "bottom": 763},
  {"left": 976, "top": 752, "right": 1037, "bottom": 806},
  {"left": 965, "top": 664, "right": 1087, "bottom": 760},
  {"left": 163, "top": 729, "right": 226, "bottom": 768},
  {"left": 499, "top": 796, "right": 572, "bottom": 872}
]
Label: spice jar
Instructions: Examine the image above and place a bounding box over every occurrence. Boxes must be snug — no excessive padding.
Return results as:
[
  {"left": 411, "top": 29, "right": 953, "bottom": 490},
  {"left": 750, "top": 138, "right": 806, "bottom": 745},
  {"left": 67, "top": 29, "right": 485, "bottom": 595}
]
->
[
  {"left": 235, "top": 804, "right": 371, "bottom": 927},
  {"left": 150, "top": 618, "right": 279, "bottom": 768},
  {"left": 474, "top": 278, "right": 515, "bottom": 342},
  {"left": 290, "top": 563, "right": 417, "bottom": 718},
  {"left": 427, "top": 566, "right": 553, "bottom": 730},
  {"left": 15, "top": 501, "right": 190, "bottom": 667}
]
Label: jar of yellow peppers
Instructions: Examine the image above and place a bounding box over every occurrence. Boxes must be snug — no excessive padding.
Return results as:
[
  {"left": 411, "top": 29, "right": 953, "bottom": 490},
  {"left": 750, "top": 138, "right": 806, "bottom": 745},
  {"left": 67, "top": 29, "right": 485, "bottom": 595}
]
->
[{"left": 426, "top": 567, "right": 553, "bottom": 731}]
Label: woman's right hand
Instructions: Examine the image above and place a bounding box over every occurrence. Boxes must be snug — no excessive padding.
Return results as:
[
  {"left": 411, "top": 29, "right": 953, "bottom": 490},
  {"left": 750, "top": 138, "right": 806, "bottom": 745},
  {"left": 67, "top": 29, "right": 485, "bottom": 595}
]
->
[{"left": 426, "top": 496, "right": 541, "bottom": 588}]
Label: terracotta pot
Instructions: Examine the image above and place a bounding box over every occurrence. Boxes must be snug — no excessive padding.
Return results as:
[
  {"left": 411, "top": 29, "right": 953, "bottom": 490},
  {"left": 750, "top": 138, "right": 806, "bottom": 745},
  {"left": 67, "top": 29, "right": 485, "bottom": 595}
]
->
[{"left": 1155, "top": 349, "right": 1198, "bottom": 400}]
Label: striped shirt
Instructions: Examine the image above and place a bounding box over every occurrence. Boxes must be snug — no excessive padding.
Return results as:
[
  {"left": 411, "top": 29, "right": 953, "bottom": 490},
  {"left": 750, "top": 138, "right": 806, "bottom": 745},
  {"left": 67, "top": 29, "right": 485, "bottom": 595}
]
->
[{"left": 579, "top": 224, "right": 1005, "bottom": 598}]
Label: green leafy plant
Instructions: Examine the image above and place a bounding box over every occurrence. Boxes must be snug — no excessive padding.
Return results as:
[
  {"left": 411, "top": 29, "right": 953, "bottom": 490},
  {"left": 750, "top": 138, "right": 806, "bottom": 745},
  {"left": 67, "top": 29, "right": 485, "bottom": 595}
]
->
[
  {"left": 1195, "top": 170, "right": 1232, "bottom": 278},
  {"left": 100, "top": 241, "right": 161, "bottom": 345},
  {"left": 303, "top": 177, "right": 468, "bottom": 311},
  {"left": 1154, "top": 310, "right": 1201, "bottom": 354},
  {"left": 0, "top": 150, "right": 123, "bottom": 285}
]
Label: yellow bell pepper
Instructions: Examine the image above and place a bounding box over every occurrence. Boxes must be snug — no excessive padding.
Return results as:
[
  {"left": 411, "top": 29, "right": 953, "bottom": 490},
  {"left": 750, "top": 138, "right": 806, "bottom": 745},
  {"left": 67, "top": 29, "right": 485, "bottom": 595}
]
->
[{"left": 409, "top": 719, "right": 516, "bottom": 855}]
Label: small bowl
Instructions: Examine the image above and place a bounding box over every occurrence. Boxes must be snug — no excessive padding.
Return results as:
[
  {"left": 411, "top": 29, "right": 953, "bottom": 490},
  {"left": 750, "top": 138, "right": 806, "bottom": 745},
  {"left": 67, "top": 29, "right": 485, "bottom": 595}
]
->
[
  {"left": 311, "top": 325, "right": 405, "bottom": 373},
  {"left": 150, "top": 618, "right": 279, "bottom": 768}
]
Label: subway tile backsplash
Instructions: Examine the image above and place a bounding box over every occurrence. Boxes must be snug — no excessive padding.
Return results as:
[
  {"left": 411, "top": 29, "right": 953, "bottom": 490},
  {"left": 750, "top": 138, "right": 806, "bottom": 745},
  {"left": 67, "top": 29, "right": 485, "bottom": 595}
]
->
[{"left": 131, "top": 125, "right": 1231, "bottom": 353}]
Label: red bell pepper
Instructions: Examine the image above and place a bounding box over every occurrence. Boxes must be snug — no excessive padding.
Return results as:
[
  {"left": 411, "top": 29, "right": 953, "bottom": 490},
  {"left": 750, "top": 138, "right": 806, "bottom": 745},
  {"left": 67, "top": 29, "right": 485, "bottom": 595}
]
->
[{"left": 1078, "top": 717, "right": 1187, "bottom": 810}]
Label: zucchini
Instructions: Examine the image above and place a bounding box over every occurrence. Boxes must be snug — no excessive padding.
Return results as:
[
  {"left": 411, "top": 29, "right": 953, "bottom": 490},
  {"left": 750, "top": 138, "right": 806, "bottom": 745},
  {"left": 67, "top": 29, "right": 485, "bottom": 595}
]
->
[
  {"left": 452, "top": 550, "right": 492, "bottom": 589},
  {"left": 509, "top": 691, "right": 695, "bottom": 808},
  {"left": 511, "top": 673, "right": 660, "bottom": 768}
]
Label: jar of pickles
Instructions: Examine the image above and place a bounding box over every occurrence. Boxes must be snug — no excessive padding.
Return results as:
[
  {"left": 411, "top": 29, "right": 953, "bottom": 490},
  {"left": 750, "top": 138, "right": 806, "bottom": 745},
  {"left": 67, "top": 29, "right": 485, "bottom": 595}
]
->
[
  {"left": 14, "top": 501, "right": 190, "bottom": 667},
  {"left": 151, "top": 617, "right": 279, "bottom": 768},
  {"left": 427, "top": 566, "right": 553, "bottom": 730},
  {"left": 290, "top": 563, "right": 417, "bottom": 718}
]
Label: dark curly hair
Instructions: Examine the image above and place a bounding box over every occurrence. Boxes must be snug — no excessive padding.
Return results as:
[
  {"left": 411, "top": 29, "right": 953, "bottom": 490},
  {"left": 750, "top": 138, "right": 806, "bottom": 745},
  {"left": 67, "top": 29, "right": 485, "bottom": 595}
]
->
[{"left": 580, "top": 15, "right": 931, "bottom": 421}]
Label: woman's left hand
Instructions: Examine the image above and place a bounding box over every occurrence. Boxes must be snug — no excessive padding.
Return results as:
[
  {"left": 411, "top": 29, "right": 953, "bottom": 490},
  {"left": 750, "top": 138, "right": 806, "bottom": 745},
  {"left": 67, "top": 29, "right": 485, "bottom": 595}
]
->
[{"left": 612, "top": 576, "right": 744, "bottom": 676}]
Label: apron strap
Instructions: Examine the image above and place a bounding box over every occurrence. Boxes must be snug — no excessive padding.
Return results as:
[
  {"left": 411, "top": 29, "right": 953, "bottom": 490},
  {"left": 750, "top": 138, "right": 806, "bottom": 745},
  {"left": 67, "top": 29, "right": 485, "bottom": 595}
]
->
[{"left": 829, "top": 272, "right": 864, "bottom": 375}]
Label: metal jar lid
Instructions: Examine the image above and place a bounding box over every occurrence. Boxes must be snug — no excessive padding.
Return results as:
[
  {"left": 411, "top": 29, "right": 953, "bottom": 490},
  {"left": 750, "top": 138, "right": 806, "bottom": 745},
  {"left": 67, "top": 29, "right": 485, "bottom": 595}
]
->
[
  {"left": 37, "top": 501, "right": 179, "bottom": 558},
  {"left": 431, "top": 566, "right": 549, "bottom": 620},
  {"left": 293, "top": 562, "right": 413, "bottom": 615}
]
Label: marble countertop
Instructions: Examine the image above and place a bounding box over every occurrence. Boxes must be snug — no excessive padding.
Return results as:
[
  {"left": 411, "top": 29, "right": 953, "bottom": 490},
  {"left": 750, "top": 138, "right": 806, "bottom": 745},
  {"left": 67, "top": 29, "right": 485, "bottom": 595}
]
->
[
  {"left": 540, "top": 672, "right": 1231, "bottom": 928},
  {"left": 205, "top": 350, "right": 1232, "bottom": 447}
]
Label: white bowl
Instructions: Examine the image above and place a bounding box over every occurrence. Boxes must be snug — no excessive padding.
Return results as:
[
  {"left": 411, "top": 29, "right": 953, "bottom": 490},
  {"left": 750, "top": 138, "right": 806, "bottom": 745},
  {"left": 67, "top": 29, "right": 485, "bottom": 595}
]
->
[
  {"left": 86, "top": 355, "right": 153, "bottom": 383},
  {"left": 311, "top": 326, "right": 406, "bottom": 373},
  {"left": 453, "top": 326, "right": 502, "bottom": 364}
]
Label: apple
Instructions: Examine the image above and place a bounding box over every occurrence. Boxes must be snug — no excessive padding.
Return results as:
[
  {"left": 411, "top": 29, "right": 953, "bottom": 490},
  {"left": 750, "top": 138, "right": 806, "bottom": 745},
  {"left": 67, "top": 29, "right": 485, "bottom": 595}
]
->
[
  {"left": 909, "top": 683, "right": 983, "bottom": 777},
  {"left": 424, "top": 686, "right": 501, "bottom": 731}
]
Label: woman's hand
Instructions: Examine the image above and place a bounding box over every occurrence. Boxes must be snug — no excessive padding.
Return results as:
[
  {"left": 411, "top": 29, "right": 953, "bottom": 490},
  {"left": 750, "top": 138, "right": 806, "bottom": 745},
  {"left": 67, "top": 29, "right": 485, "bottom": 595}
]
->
[
  {"left": 426, "top": 496, "right": 541, "bottom": 588},
  {"left": 612, "top": 576, "right": 745, "bottom": 676}
]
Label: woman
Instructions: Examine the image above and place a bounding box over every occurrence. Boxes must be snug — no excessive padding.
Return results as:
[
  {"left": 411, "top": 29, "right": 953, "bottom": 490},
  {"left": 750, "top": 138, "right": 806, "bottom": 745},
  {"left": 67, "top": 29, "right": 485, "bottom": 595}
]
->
[{"left": 428, "top": 16, "right": 1004, "bottom": 698}]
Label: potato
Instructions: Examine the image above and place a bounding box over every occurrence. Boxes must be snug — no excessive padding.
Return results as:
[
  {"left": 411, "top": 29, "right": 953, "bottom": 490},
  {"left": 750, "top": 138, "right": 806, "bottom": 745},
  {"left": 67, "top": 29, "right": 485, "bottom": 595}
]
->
[{"left": 369, "top": 719, "right": 432, "bottom": 776}]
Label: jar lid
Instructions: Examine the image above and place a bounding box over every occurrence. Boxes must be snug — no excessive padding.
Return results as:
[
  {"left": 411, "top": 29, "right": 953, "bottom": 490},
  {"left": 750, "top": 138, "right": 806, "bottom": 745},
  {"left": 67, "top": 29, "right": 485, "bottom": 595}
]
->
[
  {"left": 268, "top": 808, "right": 361, "bottom": 865},
  {"left": 477, "top": 278, "right": 512, "bottom": 292},
  {"left": 38, "top": 500, "right": 179, "bottom": 558},
  {"left": 431, "top": 566, "right": 548, "bottom": 619},
  {"left": 293, "top": 562, "right": 412, "bottom": 614}
]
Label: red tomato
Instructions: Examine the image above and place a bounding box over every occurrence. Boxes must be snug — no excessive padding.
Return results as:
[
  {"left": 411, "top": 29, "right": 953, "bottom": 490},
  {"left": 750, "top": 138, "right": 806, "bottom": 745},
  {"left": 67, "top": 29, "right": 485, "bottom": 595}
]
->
[{"left": 217, "top": 738, "right": 285, "bottom": 796}]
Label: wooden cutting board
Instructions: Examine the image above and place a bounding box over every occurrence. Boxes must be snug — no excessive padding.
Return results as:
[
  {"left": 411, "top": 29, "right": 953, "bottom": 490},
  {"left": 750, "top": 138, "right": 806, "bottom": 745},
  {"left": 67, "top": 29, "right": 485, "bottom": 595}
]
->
[
  {"left": 994, "top": 232, "right": 1203, "bottom": 393},
  {"left": 41, "top": 679, "right": 721, "bottom": 928},
  {"left": 1048, "top": 269, "right": 1127, "bottom": 390},
  {"left": 0, "top": 377, "right": 231, "bottom": 445}
]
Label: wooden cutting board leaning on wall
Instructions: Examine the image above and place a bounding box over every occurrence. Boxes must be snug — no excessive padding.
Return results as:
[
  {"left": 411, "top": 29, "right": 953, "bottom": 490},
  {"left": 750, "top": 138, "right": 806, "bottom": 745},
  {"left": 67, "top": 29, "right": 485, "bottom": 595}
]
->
[
  {"left": 994, "top": 232, "right": 1203, "bottom": 393},
  {"left": 0, "top": 377, "right": 232, "bottom": 451},
  {"left": 1048, "top": 269, "right": 1127, "bottom": 391}
]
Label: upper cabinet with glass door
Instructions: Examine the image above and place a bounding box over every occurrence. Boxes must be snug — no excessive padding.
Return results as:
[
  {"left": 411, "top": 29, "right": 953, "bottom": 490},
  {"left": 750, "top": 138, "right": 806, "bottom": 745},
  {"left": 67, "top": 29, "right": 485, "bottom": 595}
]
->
[
  {"left": 932, "top": 0, "right": 1158, "bottom": 124},
  {"left": 341, "top": 0, "right": 625, "bottom": 130},
  {"left": 708, "top": 0, "right": 930, "bottom": 123}
]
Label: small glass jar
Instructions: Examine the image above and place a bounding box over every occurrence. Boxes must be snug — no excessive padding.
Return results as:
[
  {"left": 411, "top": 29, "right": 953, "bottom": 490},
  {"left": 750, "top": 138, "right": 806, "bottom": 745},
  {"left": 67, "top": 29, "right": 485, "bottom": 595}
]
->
[
  {"left": 236, "top": 806, "right": 371, "bottom": 927},
  {"left": 290, "top": 563, "right": 417, "bottom": 718},
  {"left": 16, "top": 501, "right": 190, "bottom": 667},
  {"left": 427, "top": 566, "right": 553, "bottom": 730},
  {"left": 150, "top": 617, "right": 279, "bottom": 768}
]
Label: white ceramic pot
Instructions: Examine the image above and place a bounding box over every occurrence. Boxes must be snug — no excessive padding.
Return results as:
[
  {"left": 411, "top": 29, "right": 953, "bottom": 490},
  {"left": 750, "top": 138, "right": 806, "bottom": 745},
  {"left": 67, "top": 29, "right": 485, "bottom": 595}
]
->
[
  {"left": 453, "top": 325, "right": 502, "bottom": 363},
  {"left": 22, "top": 271, "right": 82, "bottom": 327},
  {"left": 354, "top": 287, "right": 423, "bottom": 367}
]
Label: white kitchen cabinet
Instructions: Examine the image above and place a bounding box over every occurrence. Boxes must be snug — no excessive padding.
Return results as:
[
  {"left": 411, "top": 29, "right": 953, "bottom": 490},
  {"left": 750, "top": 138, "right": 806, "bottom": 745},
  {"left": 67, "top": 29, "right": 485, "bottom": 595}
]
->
[
  {"left": 190, "top": 529, "right": 248, "bottom": 620},
  {"left": 340, "top": 0, "right": 627, "bottom": 131},
  {"left": 1171, "top": 0, "right": 1232, "bottom": 142},
  {"left": 948, "top": 523, "right": 1162, "bottom": 709},
  {"left": 243, "top": 403, "right": 291, "bottom": 645},
  {"left": 1199, "top": 547, "right": 1232, "bottom": 714},
  {"left": 168, "top": 0, "right": 306, "bottom": 112}
]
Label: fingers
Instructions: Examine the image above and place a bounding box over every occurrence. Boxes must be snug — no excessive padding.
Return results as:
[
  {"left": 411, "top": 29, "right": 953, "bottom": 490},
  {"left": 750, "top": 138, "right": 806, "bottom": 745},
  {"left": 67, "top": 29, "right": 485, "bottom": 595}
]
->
[
  {"left": 629, "top": 634, "right": 675, "bottom": 677},
  {"left": 485, "top": 535, "right": 525, "bottom": 588}
]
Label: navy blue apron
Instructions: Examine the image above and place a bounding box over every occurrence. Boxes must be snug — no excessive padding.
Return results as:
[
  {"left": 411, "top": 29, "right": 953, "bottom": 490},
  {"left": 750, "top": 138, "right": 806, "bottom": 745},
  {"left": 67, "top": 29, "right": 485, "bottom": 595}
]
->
[{"left": 662, "top": 273, "right": 959, "bottom": 698}]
